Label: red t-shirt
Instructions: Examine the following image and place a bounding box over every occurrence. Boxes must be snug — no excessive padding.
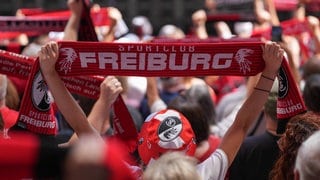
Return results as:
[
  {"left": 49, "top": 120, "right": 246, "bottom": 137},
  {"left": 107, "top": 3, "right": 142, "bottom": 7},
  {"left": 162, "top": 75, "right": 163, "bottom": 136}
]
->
[{"left": 1, "top": 106, "right": 19, "bottom": 129}]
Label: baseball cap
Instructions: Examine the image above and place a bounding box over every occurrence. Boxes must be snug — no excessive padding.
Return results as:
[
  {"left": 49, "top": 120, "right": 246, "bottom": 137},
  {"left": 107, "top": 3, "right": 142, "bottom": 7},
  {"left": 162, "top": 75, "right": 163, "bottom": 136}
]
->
[{"left": 137, "top": 109, "right": 196, "bottom": 165}]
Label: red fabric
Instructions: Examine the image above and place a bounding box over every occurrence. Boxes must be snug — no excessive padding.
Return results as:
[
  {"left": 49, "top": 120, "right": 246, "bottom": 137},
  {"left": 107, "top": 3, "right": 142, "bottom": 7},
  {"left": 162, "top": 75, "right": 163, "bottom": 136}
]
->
[
  {"left": 0, "top": 49, "right": 34, "bottom": 79},
  {"left": 113, "top": 96, "right": 138, "bottom": 153},
  {"left": 277, "top": 58, "right": 307, "bottom": 119},
  {"left": 0, "top": 106, "right": 19, "bottom": 129},
  {"left": 0, "top": 16, "right": 68, "bottom": 34},
  {"left": 210, "top": 76, "right": 246, "bottom": 103},
  {"left": 0, "top": 49, "right": 102, "bottom": 99},
  {"left": 76, "top": 1, "right": 138, "bottom": 154},
  {"left": 274, "top": 0, "right": 297, "bottom": 11},
  {"left": 77, "top": 0, "right": 98, "bottom": 42},
  {"left": 24, "top": 7, "right": 110, "bottom": 27},
  {"left": 56, "top": 41, "right": 265, "bottom": 77},
  {"left": 17, "top": 59, "right": 57, "bottom": 135},
  {"left": 251, "top": 18, "right": 310, "bottom": 40},
  {"left": 197, "top": 135, "right": 221, "bottom": 163},
  {"left": 103, "top": 137, "right": 137, "bottom": 180},
  {"left": 8, "top": 76, "right": 28, "bottom": 96},
  {"left": 0, "top": 132, "right": 39, "bottom": 179},
  {"left": 137, "top": 109, "right": 197, "bottom": 165},
  {"left": 0, "top": 40, "right": 307, "bottom": 134}
]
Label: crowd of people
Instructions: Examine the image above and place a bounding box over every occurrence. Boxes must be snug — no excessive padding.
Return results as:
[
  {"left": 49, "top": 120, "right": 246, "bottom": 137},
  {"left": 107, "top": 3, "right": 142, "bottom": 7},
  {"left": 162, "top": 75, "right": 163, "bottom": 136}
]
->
[{"left": 1, "top": 0, "right": 320, "bottom": 179}]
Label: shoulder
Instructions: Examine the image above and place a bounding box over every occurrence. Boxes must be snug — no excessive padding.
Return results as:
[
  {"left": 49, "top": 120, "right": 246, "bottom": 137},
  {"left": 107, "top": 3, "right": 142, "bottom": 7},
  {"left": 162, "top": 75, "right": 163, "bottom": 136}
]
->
[{"left": 197, "top": 149, "right": 229, "bottom": 180}]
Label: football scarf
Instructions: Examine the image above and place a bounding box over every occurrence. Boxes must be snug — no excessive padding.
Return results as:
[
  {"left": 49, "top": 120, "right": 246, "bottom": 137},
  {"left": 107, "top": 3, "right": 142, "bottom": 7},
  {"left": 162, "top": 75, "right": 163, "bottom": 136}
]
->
[
  {"left": 75, "top": 0, "right": 138, "bottom": 152},
  {"left": 1, "top": 41, "right": 307, "bottom": 145}
]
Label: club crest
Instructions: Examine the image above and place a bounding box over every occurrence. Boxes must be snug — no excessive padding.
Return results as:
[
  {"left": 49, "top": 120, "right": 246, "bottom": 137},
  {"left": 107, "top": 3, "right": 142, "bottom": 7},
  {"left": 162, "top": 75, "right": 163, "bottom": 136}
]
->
[
  {"left": 235, "top": 48, "right": 254, "bottom": 74},
  {"left": 157, "top": 116, "right": 182, "bottom": 142},
  {"left": 59, "top": 47, "right": 77, "bottom": 74},
  {"left": 31, "top": 71, "right": 50, "bottom": 111},
  {"left": 278, "top": 66, "right": 289, "bottom": 98}
]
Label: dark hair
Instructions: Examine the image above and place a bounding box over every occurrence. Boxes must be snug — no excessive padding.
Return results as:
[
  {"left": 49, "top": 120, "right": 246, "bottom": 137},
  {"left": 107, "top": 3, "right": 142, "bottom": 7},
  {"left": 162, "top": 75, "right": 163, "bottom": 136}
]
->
[
  {"left": 168, "top": 84, "right": 215, "bottom": 144},
  {"left": 302, "top": 56, "right": 320, "bottom": 79},
  {"left": 303, "top": 74, "right": 320, "bottom": 113},
  {"left": 185, "top": 84, "right": 216, "bottom": 125},
  {"left": 0, "top": 112, "right": 3, "bottom": 131}
]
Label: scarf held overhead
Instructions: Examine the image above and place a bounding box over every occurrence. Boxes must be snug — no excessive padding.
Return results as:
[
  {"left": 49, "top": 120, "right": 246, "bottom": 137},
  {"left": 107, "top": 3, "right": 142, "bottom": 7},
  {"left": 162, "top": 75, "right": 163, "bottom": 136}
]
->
[
  {"left": 56, "top": 41, "right": 306, "bottom": 119},
  {"left": 1, "top": 41, "right": 306, "bottom": 136}
]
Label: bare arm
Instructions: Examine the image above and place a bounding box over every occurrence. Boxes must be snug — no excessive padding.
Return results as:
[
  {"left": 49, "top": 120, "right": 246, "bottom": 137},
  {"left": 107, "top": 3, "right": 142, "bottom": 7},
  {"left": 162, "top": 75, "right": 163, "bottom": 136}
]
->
[
  {"left": 63, "top": 0, "right": 83, "bottom": 41},
  {"left": 38, "top": 41, "right": 100, "bottom": 139},
  {"left": 219, "top": 42, "right": 284, "bottom": 166},
  {"left": 87, "top": 76, "right": 123, "bottom": 133},
  {"left": 307, "top": 16, "right": 320, "bottom": 56},
  {"left": 62, "top": 76, "right": 123, "bottom": 146},
  {"left": 254, "top": 0, "right": 271, "bottom": 25},
  {"left": 266, "top": 0, "right": 280, "bottom": 26},
  {"left": 191, "top": 9, "right": 208, "bottom": 39},
  {"left": 146, "top": 77, "right": 167, "bottom": 113}
]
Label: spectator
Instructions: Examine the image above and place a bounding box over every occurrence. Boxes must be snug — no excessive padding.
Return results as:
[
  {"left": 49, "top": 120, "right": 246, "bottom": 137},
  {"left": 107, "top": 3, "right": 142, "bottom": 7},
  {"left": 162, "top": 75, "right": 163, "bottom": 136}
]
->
[
  {"left": 143, "top": 151, "right": 201, "bottom": 180},
  {"left": 140, "top": 42, "right": 284, "bottom": 179},
  {"left": 39, "top": 40, "right": 283, "bottom": 179},
  {"left": 0, "top": 74, "right": 19, "bottom": 138},
  {"left": 302, "top": 74, "right": 320, "bottom": 113},
  {"left": 158, "top": 24, "right": 185, "bottom": 39},
  {"left": 269, "top": 111, "right": 320, "bottom": 180},
  {"left": 167, "top": 84, "right": 220, "bottom": 162},
  {"left": 228, "top": 91, "right": 282, "bottom": 180},
  {"left": 294, "top": 130, "right": 320, "bottom": 180}
]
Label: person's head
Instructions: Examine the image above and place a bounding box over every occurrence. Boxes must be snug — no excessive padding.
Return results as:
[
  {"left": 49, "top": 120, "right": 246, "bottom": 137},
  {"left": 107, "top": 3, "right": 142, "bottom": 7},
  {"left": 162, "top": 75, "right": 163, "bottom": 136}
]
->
[
  {"left": 64, "top": 135, "right": 136, "bottom": 180},
  {"left": 159, "top": 77, "right": 185, "bottom": 93},
  {"left": 186, "top": 84, "right": 216, "bottom": 125},
  {"left": 0, "top": 74, "right": 8, "bottom": 105},
  {"left": 158, "top": 24, "right": 185, "bottom": 39},
  {"left": 168, "top": 97, "right": 209, "bottom": 144},
  {"left": 264, "top": 92, "right": 278, "bottom": 122},
  {"left": 294, "top": 130, "right": 320, "bottom": 180},
  {"left": 131, "top": 16, "right": 153, "bottom": 38},
  {"left": 168, "top": 84, "right": 216, "bottom": 144},
  {"left": 301, "top": 56, "right": 320, "bottom": 80},
  {"left": 143, "top": 151, "right": 201, "bottom": 180},
  {"left": 303, "top": 74, "right": 320, "bottom": 113},
  {"left": 137, "top": 109, "right": 196, "bottom": 165},
  {"left": 270, "top": 112, "right": 320, "bottom": 180}
]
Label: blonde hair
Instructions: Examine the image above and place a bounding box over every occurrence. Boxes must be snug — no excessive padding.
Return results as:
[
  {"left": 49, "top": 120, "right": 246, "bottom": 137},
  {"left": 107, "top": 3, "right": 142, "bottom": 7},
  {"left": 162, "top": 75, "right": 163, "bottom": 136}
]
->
[{"left": 143, "top": 151, "right": 201, "bottom": 180}]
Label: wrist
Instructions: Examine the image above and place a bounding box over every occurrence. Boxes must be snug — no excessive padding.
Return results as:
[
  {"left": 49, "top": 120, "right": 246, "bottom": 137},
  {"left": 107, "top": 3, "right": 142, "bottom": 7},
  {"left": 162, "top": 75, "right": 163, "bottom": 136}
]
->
[
  {"left": 96, "top": 97, "right": 113, "bottom": 108},
  {"left": 41, "top": 68, "right": 58, "bottom": 78},
  {"left": 261, "top": 70, "right": 278, "bottom": 80}
]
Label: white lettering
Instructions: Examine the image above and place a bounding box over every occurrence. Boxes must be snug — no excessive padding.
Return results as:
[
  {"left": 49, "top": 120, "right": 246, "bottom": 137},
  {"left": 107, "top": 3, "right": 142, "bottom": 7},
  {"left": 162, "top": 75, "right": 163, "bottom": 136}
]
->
[
  {"left": 121, "top": 53, "right": 137, "bottom": 70},
  {"left": 147, "top": 53, "right": 167, "bottom": 70},
  {"left": 80, "top": 52, "right": 96, "bottom": 67},
  {"left": 190, "top": 53, "right": 210, "bottom": 70},
  {"left": 277, "top": 103, "right": 304, "bottom": 114},
  {"left": 98, "top": 52, "right": 118, "bottom": 69},
  {"left": 212, "top": 53, "right": 233, "bottom": 69},
  {"left": 168, "top": 53, "right": 188, "bottom": 70},
  {"left": 78, "top": 52, "right": 238, "bottom": 71}
]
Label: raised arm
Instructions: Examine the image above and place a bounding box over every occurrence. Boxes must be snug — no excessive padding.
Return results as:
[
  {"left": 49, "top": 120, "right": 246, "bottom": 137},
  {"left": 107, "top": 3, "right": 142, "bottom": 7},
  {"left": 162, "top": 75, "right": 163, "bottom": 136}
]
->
[
  {"left": 38, "top": 41, "right": 100, "bottom": 139},
  {"left": 87, "top": 76, "right": 123, "bottom": 133},
  {"left": 63, "top": 0, "right": 83, "bottom": 41},
  {"left": 219, "top": 42, "right": 284, "bottom": 166},
  {"left": 61, "top": 76, "right": 123, "bottom": 146}
]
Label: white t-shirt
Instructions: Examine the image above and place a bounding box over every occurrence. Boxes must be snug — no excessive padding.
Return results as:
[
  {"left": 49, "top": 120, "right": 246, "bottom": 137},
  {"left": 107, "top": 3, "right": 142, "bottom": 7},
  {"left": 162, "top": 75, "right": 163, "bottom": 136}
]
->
[
  {"left": 130, "top": 149, "right": 229, "bottom": 180},
  {"left": 196, "top": 149, "right": 229, "bottom": 180}
]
